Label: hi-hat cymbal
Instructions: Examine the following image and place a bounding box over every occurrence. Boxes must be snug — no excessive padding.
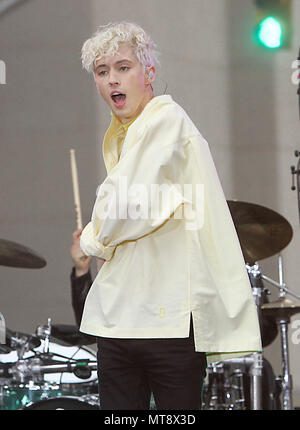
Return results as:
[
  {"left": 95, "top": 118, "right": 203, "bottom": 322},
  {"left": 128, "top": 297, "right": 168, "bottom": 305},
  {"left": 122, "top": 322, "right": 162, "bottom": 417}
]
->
[
  {"left": 227, "top": 200, "right": 293, "bottom": 265},
  {"left": 0, "top": 239, "right": 46, "bottom": 269},
  {"left": 262, "top": 297, "right": 300, "bottom": 319}
]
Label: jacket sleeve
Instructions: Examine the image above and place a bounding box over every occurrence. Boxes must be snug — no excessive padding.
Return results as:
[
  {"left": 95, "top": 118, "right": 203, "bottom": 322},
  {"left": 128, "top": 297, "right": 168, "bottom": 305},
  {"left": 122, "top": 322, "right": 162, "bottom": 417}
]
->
[
  {"left": 70, "top": 268, "right": 93, "bottom": 327},
  {"left": 80, "top": 114, "right": 191, "bottom": 260}
]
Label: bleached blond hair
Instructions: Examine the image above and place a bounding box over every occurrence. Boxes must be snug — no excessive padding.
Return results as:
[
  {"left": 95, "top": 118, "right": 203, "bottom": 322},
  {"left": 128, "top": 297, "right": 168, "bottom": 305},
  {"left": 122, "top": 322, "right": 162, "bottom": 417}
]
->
[{"left": 81, "top": 22, "right": 159, "bottom": 73}]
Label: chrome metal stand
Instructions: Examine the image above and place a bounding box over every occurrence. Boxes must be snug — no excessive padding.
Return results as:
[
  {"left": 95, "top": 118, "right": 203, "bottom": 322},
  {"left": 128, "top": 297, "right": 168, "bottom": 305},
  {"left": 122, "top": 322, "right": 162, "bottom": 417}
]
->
[
  {"left": 277, "top": 317, "right": 293, "bottom": 410},
  {"left": 260, "top": 254, "right": 300, "bottom": 410},
  {"left": 246, "top": 264, "right": 264, "bottom": 409},
  {"left": 249, "top": 352, "right": 263, "bottom": 410}
]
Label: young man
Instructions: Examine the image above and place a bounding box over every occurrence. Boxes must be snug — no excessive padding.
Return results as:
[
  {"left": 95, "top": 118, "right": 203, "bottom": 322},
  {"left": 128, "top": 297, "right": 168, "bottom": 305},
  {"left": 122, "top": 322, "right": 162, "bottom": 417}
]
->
[{"left": 79, "top": 22, "right": 262, "bottom": 410}]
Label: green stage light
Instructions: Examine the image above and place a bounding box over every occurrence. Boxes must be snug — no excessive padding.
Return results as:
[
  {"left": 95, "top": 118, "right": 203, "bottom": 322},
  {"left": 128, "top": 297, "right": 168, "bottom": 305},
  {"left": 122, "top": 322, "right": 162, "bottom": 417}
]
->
[
  {"left": 257, "top": 16, "right": 282, "bottom": 49},
  {"left": 253, "top": 0, "right": 291, "bottom": 50}
]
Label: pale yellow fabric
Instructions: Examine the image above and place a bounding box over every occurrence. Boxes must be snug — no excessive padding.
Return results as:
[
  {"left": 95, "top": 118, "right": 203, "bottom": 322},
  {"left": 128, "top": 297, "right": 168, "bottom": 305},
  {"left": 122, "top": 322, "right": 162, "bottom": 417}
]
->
[{"left": 80, "top": 95, "right": 262, "bottom": 363}]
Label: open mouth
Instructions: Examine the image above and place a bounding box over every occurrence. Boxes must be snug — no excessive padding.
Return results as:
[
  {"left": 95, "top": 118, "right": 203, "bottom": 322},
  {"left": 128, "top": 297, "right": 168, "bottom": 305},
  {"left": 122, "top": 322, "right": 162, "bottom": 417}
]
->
[{"left": 111, "top": 93, "right": 126, "bottom": 108}]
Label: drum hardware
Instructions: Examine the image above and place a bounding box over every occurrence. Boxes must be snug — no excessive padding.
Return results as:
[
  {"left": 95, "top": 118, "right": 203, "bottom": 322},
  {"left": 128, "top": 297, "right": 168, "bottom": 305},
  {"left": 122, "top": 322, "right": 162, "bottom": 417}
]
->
[
  {"left": 36, "top": 318, "right": 52, "bottom": 354},
  {"left": 230, "top": 368, "right": 246, "bottom": 409},
  {"left": 249, "top": 352, "right": 263, "bottom": 410},
  {"left": 261, "top": 275, "right": 300, "bottom": 301},
  {"left": 0, "top": 321, "right": 99, "bottom": 410},
  {"left": 247, "top": 263, "right": 264, "bottom": 323},
  {"left": 227, "top": 200, "right": 300, "bottom": 410},
  {"left": 246, "top": 263, "right": 265, "bottom": 410},
  {"left": 204, "top": 354, "right": 264, "bottom": 410},
  {"left": 262, "top": 297, "right": 300, "bottom": 410},
  {"left": 8, "top": 331, "right": 41, "bottom": 359},
  {"left": 0, "top": 312, "right": 5, "bottom": 345},
  {"left": 260, "top": 255, "right": 300, "bottom": 410},
  {"left": 7, "top": 357, "right": 97, "bottom": 380},
  {"left": 290, "top": 149, "right": 300, "bottom": 223},
  {"left": 204, "top": 362, "right": 237, "bottom": 410},
  {"left": 0, "top": 237, "right": 47, "bottom": 406},
  {"left": 1, "top": 358, "right": 98, "bottom": 410}
]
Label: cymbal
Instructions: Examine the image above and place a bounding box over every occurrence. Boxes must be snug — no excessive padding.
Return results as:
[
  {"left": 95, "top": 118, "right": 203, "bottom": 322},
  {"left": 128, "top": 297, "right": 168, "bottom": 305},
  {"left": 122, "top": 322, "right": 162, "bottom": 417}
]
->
[
  {"left": 0, "top": 238, "right": 47, "bottom": 269},
  {"left": 262, "top": 297, "right": 300, "bottom": 318},
  {"left": 227, "top": 200, "right": 293, "bottom": 265}
]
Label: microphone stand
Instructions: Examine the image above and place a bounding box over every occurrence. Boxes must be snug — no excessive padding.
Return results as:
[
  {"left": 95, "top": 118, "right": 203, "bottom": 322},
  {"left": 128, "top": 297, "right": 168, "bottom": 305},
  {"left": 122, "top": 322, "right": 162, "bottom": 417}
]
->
[
  {"left": 298, "top": 47, "right": 300, "bottom": 120},
  {"left": 291, "top": 47, "right": 300, "bottom": 222}
]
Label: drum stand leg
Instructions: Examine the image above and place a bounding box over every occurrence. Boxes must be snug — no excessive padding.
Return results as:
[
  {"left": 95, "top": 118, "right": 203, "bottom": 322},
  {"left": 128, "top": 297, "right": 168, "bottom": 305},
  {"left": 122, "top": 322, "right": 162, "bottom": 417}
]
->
[
  {"left": 0, "top": 312, "right": 5, "bottom": 344},
  {"left": 277, "top": 317, "right": 293, "bottom": 410},
  {"left": 249, "top": 352, "right": 263, "bottom": 410}
]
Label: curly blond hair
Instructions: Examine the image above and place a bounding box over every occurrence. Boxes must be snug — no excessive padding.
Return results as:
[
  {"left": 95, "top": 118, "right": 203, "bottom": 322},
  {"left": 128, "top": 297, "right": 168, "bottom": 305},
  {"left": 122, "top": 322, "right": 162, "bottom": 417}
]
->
[{"left": 81, "top": 22, "right": 159, "bottom": 73}]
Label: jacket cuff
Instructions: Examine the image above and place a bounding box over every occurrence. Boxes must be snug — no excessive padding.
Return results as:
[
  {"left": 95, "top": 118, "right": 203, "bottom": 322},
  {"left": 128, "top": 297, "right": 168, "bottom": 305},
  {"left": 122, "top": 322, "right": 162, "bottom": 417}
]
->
[{"left": 80, "top": 222, "right": 115, "bottom": 261}]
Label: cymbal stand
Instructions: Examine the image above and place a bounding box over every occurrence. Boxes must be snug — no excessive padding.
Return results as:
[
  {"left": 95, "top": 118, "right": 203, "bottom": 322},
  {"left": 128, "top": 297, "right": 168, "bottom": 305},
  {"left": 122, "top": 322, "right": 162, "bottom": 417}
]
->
[
  {"left": 246, "top": 263, "right": 264, "bottom": 409},
  {"left": 291, "top": 151, "right": 300, "bottom": 224},
  {"left": 36, "top": 318, "right": 51, "bottom": 354},
  {"left": 261, "top": 255, "right": 297, "bottom": 410},
  {"left": 277, "top": 315, "right": 293, "bottom": 410},
  {"left": 0, "top": 313, "right": 6, "bottom": 409},
  {"left": 291, "top": 48, "right": 300, "bottom": 222},
  {"left": 0, "top": 312, "right": 5, "bottom": 344},
  {"left": 262, "top": 276, "right": 300, "bottom": 300}
]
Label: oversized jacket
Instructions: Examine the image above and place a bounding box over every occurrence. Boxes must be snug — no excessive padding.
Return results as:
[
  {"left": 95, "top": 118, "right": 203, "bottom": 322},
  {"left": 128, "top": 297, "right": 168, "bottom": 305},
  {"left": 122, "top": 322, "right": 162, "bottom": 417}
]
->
[{"left": 80, "top": 95, "right": 262, "bottom": 363}]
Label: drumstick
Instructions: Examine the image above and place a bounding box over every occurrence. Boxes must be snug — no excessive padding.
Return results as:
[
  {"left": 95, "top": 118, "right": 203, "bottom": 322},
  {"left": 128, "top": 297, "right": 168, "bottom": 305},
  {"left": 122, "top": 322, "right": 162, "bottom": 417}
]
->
[{"left": 70, "top": 149, "right": 83, "bottom": 230}]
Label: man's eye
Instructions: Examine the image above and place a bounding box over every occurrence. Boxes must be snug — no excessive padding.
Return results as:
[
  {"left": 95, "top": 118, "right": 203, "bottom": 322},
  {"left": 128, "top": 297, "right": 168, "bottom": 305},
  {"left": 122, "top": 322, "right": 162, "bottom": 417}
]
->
[
  {"left": 120, "top": 66, "right": 129, "bottom": 72},
  {"left": 98, "top": 70, "right": 107, "bottom": 76}
]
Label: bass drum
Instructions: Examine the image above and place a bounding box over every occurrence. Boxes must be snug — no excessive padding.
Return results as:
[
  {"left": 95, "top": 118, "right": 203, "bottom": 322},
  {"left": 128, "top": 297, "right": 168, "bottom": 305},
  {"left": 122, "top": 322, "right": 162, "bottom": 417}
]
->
[{"left": 23, "top": 396, "right": 99, "bottom": 410}]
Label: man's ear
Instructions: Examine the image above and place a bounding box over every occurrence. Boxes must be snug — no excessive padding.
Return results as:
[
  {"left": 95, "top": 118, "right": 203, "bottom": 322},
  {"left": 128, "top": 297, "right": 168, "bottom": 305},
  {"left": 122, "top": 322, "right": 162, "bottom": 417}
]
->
[{"left": 145, "top": 66, "right": 156, "bottom": 84}]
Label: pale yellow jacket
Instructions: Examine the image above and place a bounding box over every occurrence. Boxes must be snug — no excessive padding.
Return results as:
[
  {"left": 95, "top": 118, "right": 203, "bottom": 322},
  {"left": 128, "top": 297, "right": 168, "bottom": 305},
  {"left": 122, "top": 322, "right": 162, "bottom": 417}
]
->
[{"left": 80, "top": 95, "right": 262, "bottom": 363}]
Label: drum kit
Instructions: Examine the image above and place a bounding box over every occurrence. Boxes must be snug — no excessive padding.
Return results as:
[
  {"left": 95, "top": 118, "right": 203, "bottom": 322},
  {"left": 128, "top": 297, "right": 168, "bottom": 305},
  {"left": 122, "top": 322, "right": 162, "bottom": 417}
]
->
[
  {"left": 1, "top": 200, "right": 300, "bottom": 410},
  {"left": 203, "top": 200, "right": 300, "bottom": 410},
  {"left": 0, "top": 239, "right": 99, "bottom": 410}
]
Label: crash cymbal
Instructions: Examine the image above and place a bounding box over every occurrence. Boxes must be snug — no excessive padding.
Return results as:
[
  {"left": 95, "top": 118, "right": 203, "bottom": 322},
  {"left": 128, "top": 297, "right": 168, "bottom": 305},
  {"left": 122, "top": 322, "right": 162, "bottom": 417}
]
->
[
  {"left": 262, "top": 297, "right": 300, "bottom": 318},
  {"left": 0, "top": 239, "right": 46, "bottom": 268},
  {"left": 227, "top": 200, "right": 293, "bottom": 265}
]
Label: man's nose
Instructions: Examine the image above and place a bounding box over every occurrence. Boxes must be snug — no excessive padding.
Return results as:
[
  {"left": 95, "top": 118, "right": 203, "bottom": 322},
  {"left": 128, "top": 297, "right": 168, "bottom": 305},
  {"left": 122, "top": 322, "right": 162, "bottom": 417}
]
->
[{"left": 108, "top": 71, "right": 120, "bottom": 86}]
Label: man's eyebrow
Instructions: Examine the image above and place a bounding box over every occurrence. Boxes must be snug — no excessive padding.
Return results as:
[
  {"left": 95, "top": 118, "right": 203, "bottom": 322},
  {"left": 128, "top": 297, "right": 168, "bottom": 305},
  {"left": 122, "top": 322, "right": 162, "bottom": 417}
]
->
[
  {"left": 95, "top": 58, "right": 134, "bottom": 70},
  {"left": 114, "top": 58, "right": 134, "bottom": 65}
]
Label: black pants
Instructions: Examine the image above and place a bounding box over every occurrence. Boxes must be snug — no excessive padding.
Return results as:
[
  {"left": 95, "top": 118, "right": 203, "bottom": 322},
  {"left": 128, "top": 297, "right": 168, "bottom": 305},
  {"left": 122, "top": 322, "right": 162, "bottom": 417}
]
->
[{"left": 96, "top": 319, "right": 207, "bottom": 410}]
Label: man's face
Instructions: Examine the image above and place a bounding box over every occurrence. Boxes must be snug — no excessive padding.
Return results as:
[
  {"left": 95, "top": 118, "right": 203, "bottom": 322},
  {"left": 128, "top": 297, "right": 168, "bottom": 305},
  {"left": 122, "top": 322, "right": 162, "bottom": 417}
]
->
[{"left": 93, "top": 43, "right": 155, "bottom": 124}]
